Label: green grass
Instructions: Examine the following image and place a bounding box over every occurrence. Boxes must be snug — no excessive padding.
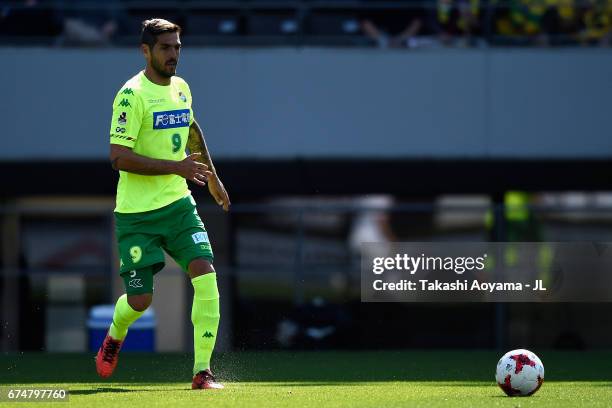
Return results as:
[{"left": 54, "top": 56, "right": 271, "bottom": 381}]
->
[{"left": 1, "top": 351, "right": 612, "bottom": 407}]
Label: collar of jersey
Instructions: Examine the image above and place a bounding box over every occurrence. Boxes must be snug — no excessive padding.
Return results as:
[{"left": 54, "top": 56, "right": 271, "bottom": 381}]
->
[{"left": 141, "top": 70, "right": 173, "bottom": 88}]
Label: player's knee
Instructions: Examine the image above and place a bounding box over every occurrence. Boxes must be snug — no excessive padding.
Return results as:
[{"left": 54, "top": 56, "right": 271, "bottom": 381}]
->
[
  {"left": 127, "top": 294, "right": 152, "bottom": 312},
  {"left": 188, "top": 258, "right": 215, "bottom": 279}
]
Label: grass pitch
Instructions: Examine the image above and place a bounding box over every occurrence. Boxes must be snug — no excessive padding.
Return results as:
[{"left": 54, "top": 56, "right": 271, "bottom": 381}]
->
[{"left": 2, "top": 351, "right": 612, "bottom": 407}]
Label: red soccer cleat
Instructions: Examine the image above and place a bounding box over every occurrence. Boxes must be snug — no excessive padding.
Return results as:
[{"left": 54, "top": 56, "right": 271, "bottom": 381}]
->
[
  {"left": 95, "top": 334, "right": 123, "bottom": 378},
  {"left": 192, "top": 369, "right": 224, "bottom": 390}
]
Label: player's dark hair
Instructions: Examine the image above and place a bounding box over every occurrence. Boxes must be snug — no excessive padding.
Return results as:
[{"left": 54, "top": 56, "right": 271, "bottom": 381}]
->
[{"left": 141, "top": 18, "right": 181, "bottom": 49}]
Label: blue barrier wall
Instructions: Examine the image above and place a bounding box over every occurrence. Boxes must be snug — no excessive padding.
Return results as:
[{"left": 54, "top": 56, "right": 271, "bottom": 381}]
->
[{"left": 4, "top": 48, "right": 612, "bottom": 159}]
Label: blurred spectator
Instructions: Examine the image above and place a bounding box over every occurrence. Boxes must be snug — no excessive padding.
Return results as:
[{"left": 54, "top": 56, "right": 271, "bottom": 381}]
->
[
  {"left": 1, "top": 0, "right": 606, "bottom": 47},
  {"left": 494, "top": 0, "right": 581, "bottom": 45},
  {"left": 361, "top": 19, "right": 422, "bottom": 48},
  {"left": 349, "top": 195, "right": 396, "bottom": 258},
  {"left": 360, "top": 9, "right": 423, "bottom": 48},
  {"left": 541, "top": 0, "right": 581, "bottom": 45},
  {"left": 433, "top": 0, "right": 482, "bottom": 46},
  {"left": 486, "top": 191, "right": 543, "bottom": 242},
  {"left": 0, "top": 0, "right": 63, "bottom": 39},
  {"left": 56, "top": 0, "right": 126, "bottom": 46},
  {"left": 580, "top": 0, "right": 612, "bottom": 46},
  {"left": 493, "top": 0, "right": 549, "bottom": 44}
]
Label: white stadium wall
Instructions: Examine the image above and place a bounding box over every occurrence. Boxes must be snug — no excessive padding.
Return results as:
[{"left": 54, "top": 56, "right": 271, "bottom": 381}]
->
[{"left": 3, "top": 47, "right": 612, "bottom": 159}]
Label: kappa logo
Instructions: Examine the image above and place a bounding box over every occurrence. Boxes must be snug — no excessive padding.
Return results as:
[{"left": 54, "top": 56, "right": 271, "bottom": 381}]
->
[
  {"left": 118, "top": 99, "right": 131, "bottom": 108},
  {"left": 153, "top": 109, "right": 190, "bottom": 129},
  {"left": 202, "top": 331, "right": 214, "bottom": 338},
  {"left": 192, "top": 231, "right": 209, "bottom": 244},
  {"left": 129, "top": 278, "right": 143, "bottom": 288},
  {"left": 121, "top": 88, "right": 134, "bottom": 95},
  {"left": 118, "top": 112, "right": 127, "bottom": 125}
]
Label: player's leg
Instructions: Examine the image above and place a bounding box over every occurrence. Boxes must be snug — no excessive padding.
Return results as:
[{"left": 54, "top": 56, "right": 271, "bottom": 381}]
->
[
  {"left": 98, "top": 211, "right": 165, "bottom": 378},
  {"left": 109, "top": 214, "right": 165, "bottom": 342},
  {"left": 96, "top": 266, "right": 157, "bottom": 378},
  {"left": 162, "top": 195, "right": 222, "bottom": 389},
  {"left": 109, "top": 272, "right": 155, "bottom": 339},
  {"left": 188, "top": 259, "right": 223, "bottom": 389}
]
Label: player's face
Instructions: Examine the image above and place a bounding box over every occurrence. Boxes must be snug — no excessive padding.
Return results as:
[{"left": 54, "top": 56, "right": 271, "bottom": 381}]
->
[{"left": 150, "top": 32, "right": 181, "bottom": 78}]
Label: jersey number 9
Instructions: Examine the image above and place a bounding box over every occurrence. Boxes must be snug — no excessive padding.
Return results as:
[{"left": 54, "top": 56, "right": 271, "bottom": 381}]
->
[{"left": 172, "top": 133, "right": 181, "bottom": 153}]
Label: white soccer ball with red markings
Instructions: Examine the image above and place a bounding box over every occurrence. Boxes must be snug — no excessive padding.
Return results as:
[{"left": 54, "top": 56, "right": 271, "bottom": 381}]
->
[{"left": 495, "top": 349, "right": 544, "bottom": 396}]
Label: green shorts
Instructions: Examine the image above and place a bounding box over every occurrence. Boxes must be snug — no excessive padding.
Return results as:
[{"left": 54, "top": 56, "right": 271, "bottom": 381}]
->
[{"left": 115, "top": 195, "right": 214, "bottom": 295}]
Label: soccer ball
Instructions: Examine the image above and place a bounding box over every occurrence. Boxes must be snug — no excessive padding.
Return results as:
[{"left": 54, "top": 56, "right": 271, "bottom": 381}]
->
[{"left": 495, "top": 349, "right": 544, "bottom": 396}]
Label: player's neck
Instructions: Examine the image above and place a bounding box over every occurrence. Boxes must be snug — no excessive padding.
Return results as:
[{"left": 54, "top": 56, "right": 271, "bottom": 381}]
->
[{"left": 144, "top": 67, "right": 171, "bottom": 86}]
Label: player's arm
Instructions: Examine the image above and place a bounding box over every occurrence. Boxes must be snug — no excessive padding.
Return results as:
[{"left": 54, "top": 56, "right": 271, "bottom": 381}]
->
[
  {"left": 110, "top": 144, "right": 211, "bottom": 186},
  {"left": 109, "top": 87, "right": 210, "bottom": 186},
  {"left": 187, "top": 119, "right": 231, "bottom": 211}
]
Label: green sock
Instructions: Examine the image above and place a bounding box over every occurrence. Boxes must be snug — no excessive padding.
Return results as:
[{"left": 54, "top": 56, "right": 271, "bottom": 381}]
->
[
  {"left": 191, "top": 273, "right": 220, "bottom": 375},
  {"left": 108, "top": 294, "right": 144, "bottom": 340}
]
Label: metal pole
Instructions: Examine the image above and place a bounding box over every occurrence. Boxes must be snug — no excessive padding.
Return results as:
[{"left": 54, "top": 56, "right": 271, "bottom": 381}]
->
[
  {"left": 493, "top": 196, "right": 506, "bottom": 351},
  {"left": 294, "top": 210, "right": 305, "bottom": 306},
  {"left": 1, "top": 208, "right": 21, "bottom": 352}
]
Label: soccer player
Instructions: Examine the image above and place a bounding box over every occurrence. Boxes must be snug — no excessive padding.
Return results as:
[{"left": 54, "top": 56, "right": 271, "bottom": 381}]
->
[{"left": 96, "top": 18, "right": 230, "bottom": 390}]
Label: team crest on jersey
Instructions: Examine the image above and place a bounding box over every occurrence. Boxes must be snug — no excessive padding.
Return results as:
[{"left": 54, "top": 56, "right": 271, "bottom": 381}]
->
[
  {"left": 153, "top": 109, "right": 190, "bottom": 129},
  {"left": 118, "top": 112, "right": 127, "bottom": 125},
  {"left": 179, "top": 91, "right": 187, "bottom": 103}
]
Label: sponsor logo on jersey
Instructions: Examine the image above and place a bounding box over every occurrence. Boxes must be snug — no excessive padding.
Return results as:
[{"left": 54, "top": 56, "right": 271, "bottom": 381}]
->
[
  {"left": 115, "top": 127, "right": 126, "bottom": 133},
  {"left": 192, "top": 231, "right": 209, "bottom": 244},
  {"left": 121, "top": 88, "right": 134, "bottom": 95},
  {"left": 118, "top": 99, "right": 131, "bottom": 108},
  {"left": 153, "top": 109, "right": 190, "bottom": 129},
  {"left": 179, "top": 91, "right": 187, "bottom": 103},
  {"left": 118, "top": 112, "right": 127, "bottom": 125}
]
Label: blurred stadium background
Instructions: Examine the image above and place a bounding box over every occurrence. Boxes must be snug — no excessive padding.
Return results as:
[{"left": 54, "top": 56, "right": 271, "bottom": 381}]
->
[{"left": 2, "top": 0, "right": 612, "bottom": 359}]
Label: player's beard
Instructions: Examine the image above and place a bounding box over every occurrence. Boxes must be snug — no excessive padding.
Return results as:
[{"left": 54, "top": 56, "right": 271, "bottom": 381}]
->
[{"left": 151, "top": 56, "right": 177, "bottom": 78}]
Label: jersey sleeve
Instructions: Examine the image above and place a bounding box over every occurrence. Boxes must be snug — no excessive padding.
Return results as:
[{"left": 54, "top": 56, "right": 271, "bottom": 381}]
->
[{"left": 109, "top": 87, "right": 143, "bottom": 148}]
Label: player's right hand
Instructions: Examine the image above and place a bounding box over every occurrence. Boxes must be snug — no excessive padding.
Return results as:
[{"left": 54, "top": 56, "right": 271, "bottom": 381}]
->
[{"left": 176, "top": 153, "right": 212, "bottom": 186}]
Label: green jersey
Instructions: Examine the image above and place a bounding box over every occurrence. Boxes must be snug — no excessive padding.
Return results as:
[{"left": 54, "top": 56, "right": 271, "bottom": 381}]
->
[{"left": 109, "top": 71, "right": 194, "bottom": 213}]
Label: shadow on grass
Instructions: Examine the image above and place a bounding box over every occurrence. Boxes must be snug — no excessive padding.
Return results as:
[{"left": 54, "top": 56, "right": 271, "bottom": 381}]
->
[
  {"left": 2, "top": 351, "right": 612, "bottom": 384},
  {"left": 70, "top": 388, "right": 135, "bottom": 395},
  {"left": 249, "top": 381, "right": 494, "bottom": 387},
  {"left": 70, "top": 386, "right": 190, "bottom": 395}
]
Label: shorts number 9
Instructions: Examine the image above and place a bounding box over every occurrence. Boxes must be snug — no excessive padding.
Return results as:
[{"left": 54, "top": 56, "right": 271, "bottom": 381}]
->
[{"left": 130, "top": 246, "right": 142, "bottom": 263}]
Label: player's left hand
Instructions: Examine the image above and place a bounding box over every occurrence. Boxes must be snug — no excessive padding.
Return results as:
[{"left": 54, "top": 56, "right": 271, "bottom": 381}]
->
[{"left": 208, "top": 175, "right": 231, "bottom": 211}]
